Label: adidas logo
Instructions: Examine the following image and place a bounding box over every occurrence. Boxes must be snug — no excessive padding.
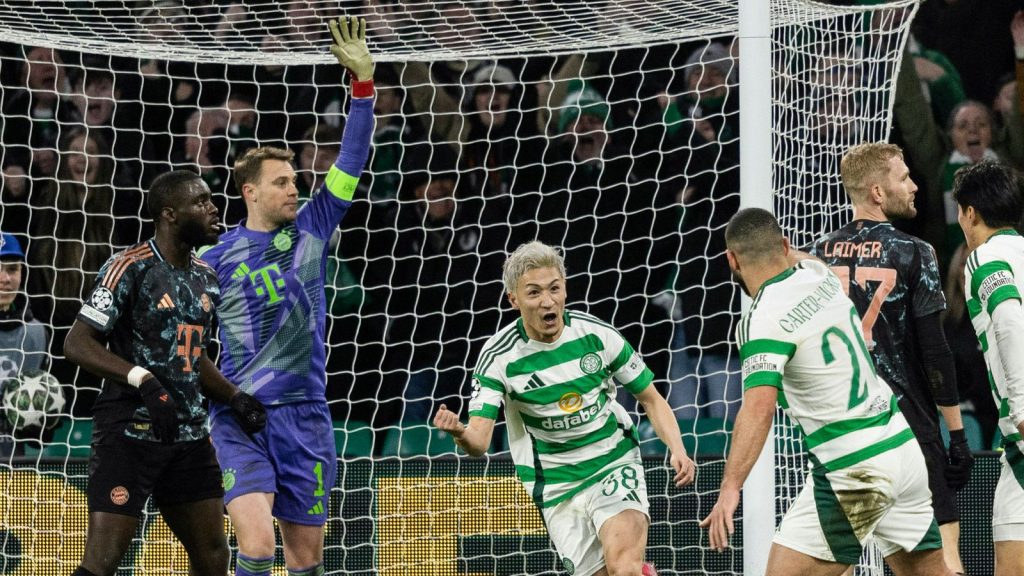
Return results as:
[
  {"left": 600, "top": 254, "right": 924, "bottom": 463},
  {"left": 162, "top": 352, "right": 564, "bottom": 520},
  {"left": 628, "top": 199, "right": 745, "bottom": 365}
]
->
[
  {"left": 157, "top": 294, "right": 175, "bottom": 309},
  {"left": 307, "top": 500, "right": 324, "bottom": 515},
  {"left": 622, "top": 489, "right": 641, "bottom": 503},
  {"left": 231, "top": 263, "right": 251, "bottom": 280}
]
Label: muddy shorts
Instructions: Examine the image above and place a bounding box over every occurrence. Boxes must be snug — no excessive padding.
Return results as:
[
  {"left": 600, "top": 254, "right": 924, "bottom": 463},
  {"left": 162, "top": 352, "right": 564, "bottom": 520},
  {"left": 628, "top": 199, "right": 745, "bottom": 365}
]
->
[{"left": 773, "top": 439, "right": 941, "bottom": 564}]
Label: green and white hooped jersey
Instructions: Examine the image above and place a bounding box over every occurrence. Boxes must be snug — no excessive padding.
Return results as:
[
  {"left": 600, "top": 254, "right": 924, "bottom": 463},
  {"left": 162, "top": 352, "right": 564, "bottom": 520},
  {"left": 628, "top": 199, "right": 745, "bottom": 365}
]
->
[
  {"left": 737, "top": 260, "right": 914, "bottom": 472},
  {"left": 468, "top": 309, "right": 653, "bottom": 508},
  {"left": 965, "top": 230, "right": 1024, "bottom": 454}
]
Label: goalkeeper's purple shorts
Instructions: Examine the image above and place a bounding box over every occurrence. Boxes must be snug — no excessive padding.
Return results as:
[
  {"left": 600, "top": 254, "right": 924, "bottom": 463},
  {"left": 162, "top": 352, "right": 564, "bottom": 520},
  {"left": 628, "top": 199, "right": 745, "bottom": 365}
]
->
[{"left": 210, "top": 401, "right": 336, "bottom": 525}]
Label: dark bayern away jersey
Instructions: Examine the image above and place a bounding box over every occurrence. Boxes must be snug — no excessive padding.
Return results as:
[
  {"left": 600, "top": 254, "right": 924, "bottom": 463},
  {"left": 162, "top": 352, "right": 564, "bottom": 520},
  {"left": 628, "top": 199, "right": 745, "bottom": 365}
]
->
[
  {"left": 77, "top": 240, "right": 219, "bottom": 442},
  {"left": 808, "top": 220, "right": 946, "bottom": 437}
]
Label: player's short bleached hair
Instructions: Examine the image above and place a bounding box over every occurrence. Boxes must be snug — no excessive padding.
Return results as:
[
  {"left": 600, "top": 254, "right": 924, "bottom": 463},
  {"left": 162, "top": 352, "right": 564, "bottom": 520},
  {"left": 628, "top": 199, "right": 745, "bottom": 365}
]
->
[
  {"left": 840, "top": 142, "right": 904, "bottom": 202},
  {"left": 502, "top": 241, "right": 567, "bottom": 294}
]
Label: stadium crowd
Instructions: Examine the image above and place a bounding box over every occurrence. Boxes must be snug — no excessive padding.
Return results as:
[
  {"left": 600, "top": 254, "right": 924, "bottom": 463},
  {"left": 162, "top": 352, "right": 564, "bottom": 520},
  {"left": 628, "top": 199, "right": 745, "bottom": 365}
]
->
[{"left": 0, "top": 0, "right": 1021, "bottom": 456}]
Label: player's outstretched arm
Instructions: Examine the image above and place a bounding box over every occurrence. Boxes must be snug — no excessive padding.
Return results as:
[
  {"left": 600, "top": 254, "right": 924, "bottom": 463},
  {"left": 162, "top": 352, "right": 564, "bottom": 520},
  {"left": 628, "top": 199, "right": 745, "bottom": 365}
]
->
[
  {"left": 305, "top": 16, "right": 374, "bottom": 212},
  {"left": 197, "top": 353, "right": 266, "bottom": 436},
  {"left": 634, "top": 384, "right": 694, "bottom": 487},
  {"left": 434, "top": 405, "right": 495, "bottom": 457},
  {"left": 700, "top": 385, "right": 776, "bottom": 551}
]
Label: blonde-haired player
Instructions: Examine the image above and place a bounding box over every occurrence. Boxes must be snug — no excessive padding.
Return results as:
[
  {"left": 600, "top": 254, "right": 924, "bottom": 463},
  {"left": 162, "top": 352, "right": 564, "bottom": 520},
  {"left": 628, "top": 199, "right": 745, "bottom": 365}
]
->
[{"left": 434, "top": 240, "right": 694, "bottom": 576}]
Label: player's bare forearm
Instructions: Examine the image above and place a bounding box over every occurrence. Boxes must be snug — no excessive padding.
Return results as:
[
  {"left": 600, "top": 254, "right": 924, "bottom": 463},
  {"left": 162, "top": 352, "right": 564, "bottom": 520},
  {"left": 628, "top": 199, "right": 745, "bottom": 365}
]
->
[
  {"left": 635, "top": 384, "right": 687, "bottom": 458},
  {"left": 64, "top": 320, "right": 138, "bottom": 386},
  {"left": 636, "top": 384, "right": 696, "bottom": 486},
  {"left": 938, "top": 404, "right": 964, "bottom": 432},
  {"left": 454, "top": 419, "right": 494, "bottom": 457},
  {"left": 434, "top": 406, "right": 494, "bottom": 457},
  {"left": 720, "top": 386, "right": 776, "bottom": 492},
  {"left": 197, "top": 352, "right": 242, "bottom": 404}
]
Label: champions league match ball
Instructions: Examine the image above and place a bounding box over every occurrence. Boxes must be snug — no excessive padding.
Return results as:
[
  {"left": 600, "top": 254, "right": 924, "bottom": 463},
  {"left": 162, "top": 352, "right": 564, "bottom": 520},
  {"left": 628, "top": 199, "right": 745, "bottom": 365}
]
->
[{"left": 1, "top": 368, "right": 66, "bottom": 437}]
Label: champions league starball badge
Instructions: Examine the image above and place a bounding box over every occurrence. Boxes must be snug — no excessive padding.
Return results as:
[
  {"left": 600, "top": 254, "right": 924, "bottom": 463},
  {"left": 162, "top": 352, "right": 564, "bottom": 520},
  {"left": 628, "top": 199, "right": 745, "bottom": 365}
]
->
[{"left": 90, "top": 287, "right": 114, "bottom": 311}]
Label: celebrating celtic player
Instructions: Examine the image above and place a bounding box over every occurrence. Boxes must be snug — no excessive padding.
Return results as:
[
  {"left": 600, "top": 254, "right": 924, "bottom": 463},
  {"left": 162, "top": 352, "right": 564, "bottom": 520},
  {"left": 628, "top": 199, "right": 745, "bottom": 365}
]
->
[
  {"left": 954, "top": 161, "right": 1024, "bottom": 576},
  {"left": 701, "top": 208, "right": 952, "bottom": 576},
  {"left": 433, "top": 240, "right": 694, "bottom": 576},
  {"left": 196, "top": 16, "right": 375, "bottom": 576}
]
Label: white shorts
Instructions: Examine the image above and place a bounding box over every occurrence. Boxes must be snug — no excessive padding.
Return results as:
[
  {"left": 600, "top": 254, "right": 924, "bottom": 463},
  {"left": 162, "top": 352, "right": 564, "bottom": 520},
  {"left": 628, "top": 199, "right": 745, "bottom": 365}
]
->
[
  {"left": 993, "top": 445, "right": 1024, "bottom": 539},
  {"left": 773, "top": 439, "right": 941, "bottom": 565},
  {"left": 542, "top": 462, "right": 650, "bottom": 576}
]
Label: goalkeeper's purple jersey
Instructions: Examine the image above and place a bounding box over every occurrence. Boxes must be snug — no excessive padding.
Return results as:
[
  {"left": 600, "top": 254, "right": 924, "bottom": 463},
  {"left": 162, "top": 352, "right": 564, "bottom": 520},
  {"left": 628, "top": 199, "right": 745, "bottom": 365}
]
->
[{"left": 199, "top": 97, "right": 373, "bottom": 409}]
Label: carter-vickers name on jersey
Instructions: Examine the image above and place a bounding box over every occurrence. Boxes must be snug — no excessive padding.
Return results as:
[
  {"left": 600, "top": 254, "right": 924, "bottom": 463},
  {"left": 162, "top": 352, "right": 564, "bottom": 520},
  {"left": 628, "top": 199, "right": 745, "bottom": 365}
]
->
[{"left": 778, "top": 272, "right": 844, "bottom": 333}]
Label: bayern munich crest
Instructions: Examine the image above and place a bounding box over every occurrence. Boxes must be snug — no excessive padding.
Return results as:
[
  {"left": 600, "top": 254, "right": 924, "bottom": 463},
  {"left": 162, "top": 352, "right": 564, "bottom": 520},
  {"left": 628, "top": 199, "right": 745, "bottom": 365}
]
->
[
  {"left": 579, "top": 352, "right": 602, "bottom": 375},
  {"left": 90, "top": 287, "right": 114, "bottom": 311}
]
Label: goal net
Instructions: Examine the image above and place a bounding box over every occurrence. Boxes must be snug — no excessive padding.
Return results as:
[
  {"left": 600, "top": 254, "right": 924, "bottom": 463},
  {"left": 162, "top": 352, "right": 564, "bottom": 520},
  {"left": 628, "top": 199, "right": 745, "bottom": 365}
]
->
[{"left": 0, "top": 0, "right": 916, "bottom": 574}]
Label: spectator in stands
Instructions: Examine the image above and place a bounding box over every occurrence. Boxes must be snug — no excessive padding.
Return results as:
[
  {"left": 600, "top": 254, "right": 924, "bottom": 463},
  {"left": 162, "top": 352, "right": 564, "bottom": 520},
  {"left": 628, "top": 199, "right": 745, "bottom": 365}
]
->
[
  {"left": 0, "top": 232, "right": 50, "bottom": 457},
  {"left": 397, "top": 58, "right": 547, "bottom": 334},
  {"left": 297, "top": 124, "right": 341, "bottom": 199},
  {"left": 136, "top": 1, "right": 191, "bottom": 46},
  {"left": 461, "top": 63, "right": 544, "bottom": 198},
  {"left": 993, "top": 71, "right": 1019, "bottom": 135},
  {"left": 0, "top": 46, "right": 76, "bottom": 236},
  {"left": 281, "top": 0, "right": 327, "bottom": 44},
  {"left": 942, "top": 243, "right": 999, "bottom": 449},
  {"left": 68, "top": 68, "right": 153, "bottom": 190},
  {"left": 378, "top": 144, "right": 499, "bottom": 425},
  {"left": 27, "top": 127, "right": 140, "bottom": 410},
  {"left": 905, "top": 31, "right": 967, "bottom": 126},
  {"left": 0, "top": 233, "right": 46, "bottom": 374},
  {"left": 363, "top": 71, "right": 424, "bottom": 204},
  {"left": 893, "top": 18, "right": 1024, "bottom": 268},
  {"left": 249, "top": 53, "right": 318, "bottom": 148},
  {"left": 535, "top": 79, "right": 677, "bottom": 382},
  {"left": 660, "top": 42, "right": 739, "bottom": 158},
  {"left": 173, "top": 106, "right": 230, "bottom": 194},
  {"left": 362, "top": 0, "right": 438, "bottom": 50},
  {"left": 913, "top": 0, "right": 1019, "bottom": 106},
  {"left": 658, "top": 94, "right": 742, "bottom": 422},
  {"left": 994, "top": 10, "right": 1024, "bottom": 173}
]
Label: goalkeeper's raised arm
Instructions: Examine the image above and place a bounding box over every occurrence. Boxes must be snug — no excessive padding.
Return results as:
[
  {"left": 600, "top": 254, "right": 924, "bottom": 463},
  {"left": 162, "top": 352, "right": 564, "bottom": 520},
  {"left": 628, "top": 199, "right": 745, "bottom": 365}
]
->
[{"left": 325, "top": 16, "right": 375, "bottom": 191}]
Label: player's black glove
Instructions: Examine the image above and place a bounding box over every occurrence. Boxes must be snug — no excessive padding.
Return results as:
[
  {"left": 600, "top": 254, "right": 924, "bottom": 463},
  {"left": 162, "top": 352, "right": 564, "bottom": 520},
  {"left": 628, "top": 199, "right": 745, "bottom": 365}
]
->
[
  {"left": 945, "top": 428, "right": 975, "bottom": 491},
  {"left": 139, "top": 377, "right": 179, "bottom": 444},
  {"left": 230, "top": 391, "right": 267, "bottom": 436}
]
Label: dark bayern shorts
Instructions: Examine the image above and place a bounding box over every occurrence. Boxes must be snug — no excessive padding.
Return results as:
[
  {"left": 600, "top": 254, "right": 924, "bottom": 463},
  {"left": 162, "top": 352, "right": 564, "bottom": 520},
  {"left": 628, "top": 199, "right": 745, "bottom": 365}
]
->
[
  {"left": 87, "top": 431, "right": 224, "bottom": 517},
  {"left": 918, "top": 439, "right": 958, "bottom": 524}
]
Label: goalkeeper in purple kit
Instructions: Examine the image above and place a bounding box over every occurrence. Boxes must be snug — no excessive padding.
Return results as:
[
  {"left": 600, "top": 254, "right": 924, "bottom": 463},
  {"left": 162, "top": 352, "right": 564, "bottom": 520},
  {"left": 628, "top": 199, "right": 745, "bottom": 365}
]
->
[{"left": 197, "top": 17, "right": 375, "bottom": 576}]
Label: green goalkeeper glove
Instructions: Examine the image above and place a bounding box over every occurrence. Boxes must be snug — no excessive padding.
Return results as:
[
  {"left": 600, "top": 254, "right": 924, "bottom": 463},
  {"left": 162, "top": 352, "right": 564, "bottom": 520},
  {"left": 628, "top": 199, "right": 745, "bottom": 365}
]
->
[{"left": 329, "top": 16, "right": 374, "bottom": 81}]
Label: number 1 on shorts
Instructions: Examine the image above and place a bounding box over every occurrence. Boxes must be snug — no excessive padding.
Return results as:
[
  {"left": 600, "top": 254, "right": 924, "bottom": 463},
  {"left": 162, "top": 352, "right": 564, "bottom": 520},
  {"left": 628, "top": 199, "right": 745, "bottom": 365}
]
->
[{"left": 313, "top": 461, "right": 325, "bottom": 497}]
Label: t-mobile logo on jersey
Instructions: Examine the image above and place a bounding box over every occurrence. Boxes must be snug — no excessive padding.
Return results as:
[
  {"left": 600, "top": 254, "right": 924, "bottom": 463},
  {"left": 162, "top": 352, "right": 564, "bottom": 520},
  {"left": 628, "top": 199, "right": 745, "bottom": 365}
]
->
[
  {"left": 176, "top": 324, "right": 204, "bottom": 372},
  {"left": 247, "top": 264, "right": 286, "bottom": 304}
]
